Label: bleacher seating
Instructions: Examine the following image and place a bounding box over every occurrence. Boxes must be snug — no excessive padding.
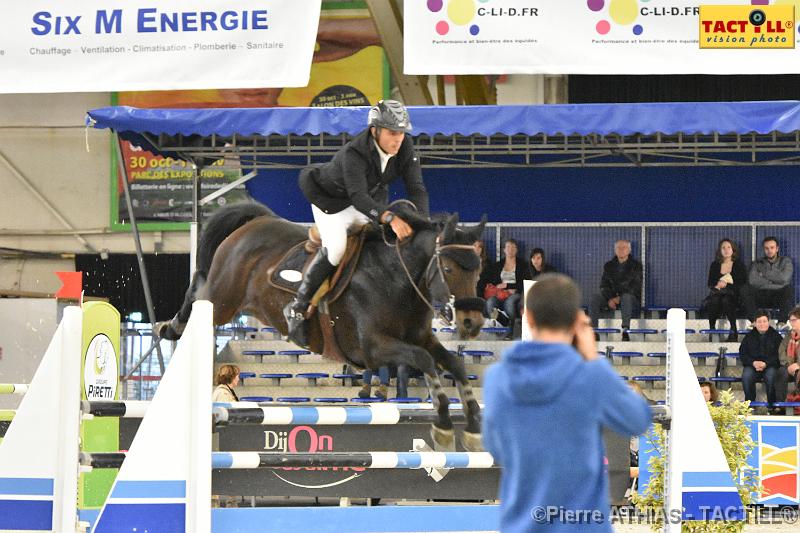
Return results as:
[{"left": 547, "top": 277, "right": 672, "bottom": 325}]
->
[{"left": 208, "top": 310, "right": 793, "bottom": 412}]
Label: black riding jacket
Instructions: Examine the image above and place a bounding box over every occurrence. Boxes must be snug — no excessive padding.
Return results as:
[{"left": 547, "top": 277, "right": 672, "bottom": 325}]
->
[{"left": 298, "top": 128, "right": 429, "bottom": 223}]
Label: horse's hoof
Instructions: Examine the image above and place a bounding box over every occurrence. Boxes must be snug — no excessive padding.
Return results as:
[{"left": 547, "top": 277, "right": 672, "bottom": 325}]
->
[
  {"left": 461, "top": 431, "right": 483, "bottom": 452},
  {"left": 155, "top": 321, "right": 183, "bottom": 341},
  {"left": 430, "top": 425, "right": 455, "bottom": 452}
]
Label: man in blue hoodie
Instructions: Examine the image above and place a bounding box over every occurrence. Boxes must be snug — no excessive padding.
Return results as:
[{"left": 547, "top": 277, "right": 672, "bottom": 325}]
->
[{"left": 483, "top": 274, "right": 652, "bottom": 532}]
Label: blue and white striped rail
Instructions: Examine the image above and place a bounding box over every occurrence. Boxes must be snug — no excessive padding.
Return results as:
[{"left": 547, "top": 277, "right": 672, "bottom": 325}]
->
[
  {"left": 213, "top": 404, "right": 469, "bottom": 426},
  {"left": 213, "top": 451, "right": 495, "bottom": 469},
  {"left": 81, "top": 451, "right": 495, "bottom": 470}
]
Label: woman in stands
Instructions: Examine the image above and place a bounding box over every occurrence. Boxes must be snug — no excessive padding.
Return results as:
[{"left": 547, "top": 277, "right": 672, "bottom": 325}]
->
[
  {"left": 483, "top": 238, "right": 531, "bottom": 339},
  {"left": 700, "top": 381, "right": 719, "bottom": 404},
  {"left": 528, "top": 248, "right": 557, "bottom": 279},
  {"left": 704, "top": 238, "right": 747, "bottom": 342},
  {"left": 213, "top": 364, "right": 240, "bottom": 403}
]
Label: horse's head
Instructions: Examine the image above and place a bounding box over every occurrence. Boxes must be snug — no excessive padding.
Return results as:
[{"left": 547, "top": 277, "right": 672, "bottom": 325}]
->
[{"left": 431, "top": 213, "right": 487, "bottom": 339}]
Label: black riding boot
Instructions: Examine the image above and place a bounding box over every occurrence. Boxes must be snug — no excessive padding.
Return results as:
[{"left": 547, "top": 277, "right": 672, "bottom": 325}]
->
[{"left": 283, "top": 248, "right": 336, "bottom": 348}]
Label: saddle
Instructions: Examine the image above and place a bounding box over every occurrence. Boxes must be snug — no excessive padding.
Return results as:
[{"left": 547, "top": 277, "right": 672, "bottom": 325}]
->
[{"left": 267, "top": 224, "right": 370, "bottom": 361}]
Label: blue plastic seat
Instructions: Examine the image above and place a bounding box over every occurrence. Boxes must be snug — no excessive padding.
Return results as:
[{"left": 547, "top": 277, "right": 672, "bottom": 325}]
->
[
  {"left": 241, "top": 350, "right": 276, "bottom": 363},
  {"left": 351, "top": 397, "right": 384, "bottom": 403},
  {"left": 332, "top": 373, "right": 363, "bottom": 386},
  {"left": 647, "top": 352, "right": 666, "bottom": 359},
  {"left": 238, "top": 372, "right": 257, "bottom": 384},
  {"left": 462, "top": 350, "right": 494, "bottom": 364},
  {"left": 626, "top": 329, "right": 658, "bottom": 336},
  {"left": 749, "top": 401, "right": 769, "bottom": 408},
  {"left": 439, "top": 327, "right": 456, "bottom": 334},
  {"left": 388, "top": 397, "right": 424, "bottom": 403},
  {"left": 690, "top": 352, "right": 718, "bottom": 364},
  {"left": 646, "top": 306, "right": 669, "bottom": 318},
  {"left": 442, "top": 373, "right": 479, "bottom": 386},
  {"left": 313, "top": 397, "right": 348, "bottom": 403},
  {"left": 660, "top": 329, "right": 696, "bottom": 334},
  {"left": 480, "top": 327, "right": 511, "bottom": 335},
  {"left": 595, "top": 328, "right": 621, "bottom": 336},
  {"left": 709, "top": 376, "right": 742, "bottom": 389},
  {"left": 631, "top": 376, "right": 666, "bottom": 386},
  {"left": 259, "top": 373, "right": 292, "bottom": 386},
  {"left": 612, "top": 351, "right": 644, "bottom": 361},
  {"left": 425, "top": 397, "right": 460, "bottom": 404},
  {"left": 278, "top": 349, "right": 311, "bottom": 363},
  {"left": 239, "top": 396, "right": 273, "bottom": 403},
  {"left": 699, "top": 329, "right": 735, "bottom": 340},
  {"left": 296, "top": 372, "right": 329, "bottom": 386},
  {"left": 276, "top": 397, "right": 311, "bottom": 403}
]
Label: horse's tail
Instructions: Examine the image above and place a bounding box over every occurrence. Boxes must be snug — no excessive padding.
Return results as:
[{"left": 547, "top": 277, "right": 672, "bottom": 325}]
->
[{"left": 197, "top": 201, "right": 275, "bottom": 275}]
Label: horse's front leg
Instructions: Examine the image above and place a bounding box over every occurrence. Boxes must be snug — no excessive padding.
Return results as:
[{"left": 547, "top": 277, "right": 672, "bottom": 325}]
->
[
  {"left": 365, "top": 335, "right": 455, "bottom": 451},
  {"left": 424, "top": 337, "right": 483, "bottom": 452}
]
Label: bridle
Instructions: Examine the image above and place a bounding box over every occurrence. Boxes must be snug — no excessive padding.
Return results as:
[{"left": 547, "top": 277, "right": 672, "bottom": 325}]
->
[{"left": 390, "top": 230, "right": 478, "bottom": 326}]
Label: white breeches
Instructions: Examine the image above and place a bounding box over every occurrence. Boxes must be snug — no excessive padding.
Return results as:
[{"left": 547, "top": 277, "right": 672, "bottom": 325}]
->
[{"left": 311, "top": 204, "right": 370, "bottom": 265}]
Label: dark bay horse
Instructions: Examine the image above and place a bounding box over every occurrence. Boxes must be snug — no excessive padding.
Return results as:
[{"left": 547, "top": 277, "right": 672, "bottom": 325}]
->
[{"left": 158, "top": 201, "right": 488, "bottom": 451}]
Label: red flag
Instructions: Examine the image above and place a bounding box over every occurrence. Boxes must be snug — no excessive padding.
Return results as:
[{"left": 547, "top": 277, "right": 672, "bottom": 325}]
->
[{"left": 55, "top": 271, "right": 83, "bottom": 299}]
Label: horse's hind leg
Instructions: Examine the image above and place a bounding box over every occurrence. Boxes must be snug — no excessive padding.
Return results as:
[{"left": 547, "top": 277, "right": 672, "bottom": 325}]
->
[
  {"left": 366, "top": 335, "right": 455, "bottom": 451},
  {"left": 156, "top": 271, "right": 205, "bottom": 340},
  {"left": 426, "top": 339, "right": 482, "bottom": 451}
]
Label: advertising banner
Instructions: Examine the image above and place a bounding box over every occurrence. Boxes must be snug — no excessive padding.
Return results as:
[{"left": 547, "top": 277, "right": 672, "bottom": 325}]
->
[
  {"left": 112, "top": 5, "right": 387, "bottom": 229},
  {"left": 0, "top": 0, "right": 321, "bottom": 93},
  {"left": 404, "top": 0, "right": 799, "bottom": 74}
]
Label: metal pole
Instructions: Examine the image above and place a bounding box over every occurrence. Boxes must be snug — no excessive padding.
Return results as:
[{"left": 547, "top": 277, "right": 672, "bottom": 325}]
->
[
  {"left": 114, "top": 133, "right": 165, "bottom": 375},
  {"left": 190, "top": 163, "right": 202, "bottom": 278}
]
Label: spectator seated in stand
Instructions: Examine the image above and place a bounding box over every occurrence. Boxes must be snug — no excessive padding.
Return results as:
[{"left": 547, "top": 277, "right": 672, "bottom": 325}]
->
[
  {"left": 589, "top": 239, "right": 643, "bottom": 342},
  {"left": 741, "top": 236, "right": 794, "bottom": 329},
  {"left": 483, "top": 238, "right": 530, "bottom": 340},
  {"left": 700, "top": 381, "right": 719, "bottom": 404},
  {"left": 212, "top": 364, "right": 240, "bottom": 403},
  {"left": 703, "top": 238, "right": 747, "bottom": 342},
  {"left": 528, "top": 248, "right": 557, "bottom": 280},
  {"left": 740, "top": 310, "right": 787, "bottom": 415},
  {"left": 778, "top": 305, "right": 800, "bottom": 408}
]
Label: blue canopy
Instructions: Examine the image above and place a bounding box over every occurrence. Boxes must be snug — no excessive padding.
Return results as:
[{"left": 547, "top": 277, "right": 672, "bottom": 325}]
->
[{"left": 87, "top": 100, "right": 800, "bottom": 139}]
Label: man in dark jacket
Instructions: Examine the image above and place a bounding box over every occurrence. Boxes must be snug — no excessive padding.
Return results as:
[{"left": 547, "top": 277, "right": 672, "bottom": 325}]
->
[
  {"left": 283, "top": 100, "right": 430, "bottom": 347},
  {"left": 740, "top": 236, "right": 794, "bottom": 326},
  {"left": 740, "top": 310, "right": 787, "bottom": 414},
  {"left": 589, "top": 240, "right": 643, "bottom": 340},
  {"left": 484, "top": 274, "right": 651, "bottom": 533}
]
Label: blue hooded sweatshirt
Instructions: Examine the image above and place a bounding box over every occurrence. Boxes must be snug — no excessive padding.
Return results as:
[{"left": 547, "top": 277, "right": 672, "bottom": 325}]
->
[{"left": 483, "top": 341, "right": 652, "bottom": 533}]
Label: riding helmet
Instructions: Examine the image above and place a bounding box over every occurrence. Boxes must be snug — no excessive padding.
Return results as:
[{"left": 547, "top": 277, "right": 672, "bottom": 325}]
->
[{"left": 367, "top": 100, "right": 412, "bottom": 133}]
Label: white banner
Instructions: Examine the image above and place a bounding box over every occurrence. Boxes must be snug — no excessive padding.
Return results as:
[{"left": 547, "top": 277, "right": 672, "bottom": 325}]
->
[
  {"left": 0, "top": 0, "right": 321, "bottom": 93},
  {"left": 405, "top": 0, "right": 800, "bottom": 74}
]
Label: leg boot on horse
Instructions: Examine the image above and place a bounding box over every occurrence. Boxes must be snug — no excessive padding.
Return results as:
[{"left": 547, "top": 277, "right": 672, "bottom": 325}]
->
[{"left": 283, "top": 247, "right": 336, "bottom": 348}]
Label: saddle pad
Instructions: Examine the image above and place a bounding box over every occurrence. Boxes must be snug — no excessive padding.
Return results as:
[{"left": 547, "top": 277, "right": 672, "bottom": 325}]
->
[{"left": 270, "top": 242, "right": 311, "bottom": 292}]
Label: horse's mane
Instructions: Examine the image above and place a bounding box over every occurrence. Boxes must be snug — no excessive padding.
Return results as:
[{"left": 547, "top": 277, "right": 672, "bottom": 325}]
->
[{"left": 391, "top": 204, "right": 441, "bottom": 233}]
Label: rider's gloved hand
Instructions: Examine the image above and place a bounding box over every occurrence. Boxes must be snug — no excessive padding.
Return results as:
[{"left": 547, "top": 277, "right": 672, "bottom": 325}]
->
[{"left": 382, "top": 211, "right": 414, "bottom": 240}]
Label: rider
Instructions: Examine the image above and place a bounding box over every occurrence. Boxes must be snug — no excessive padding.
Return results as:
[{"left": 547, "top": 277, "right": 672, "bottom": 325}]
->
[{"left": 283, "top": 100, "right": 430, "bottom": 347}]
